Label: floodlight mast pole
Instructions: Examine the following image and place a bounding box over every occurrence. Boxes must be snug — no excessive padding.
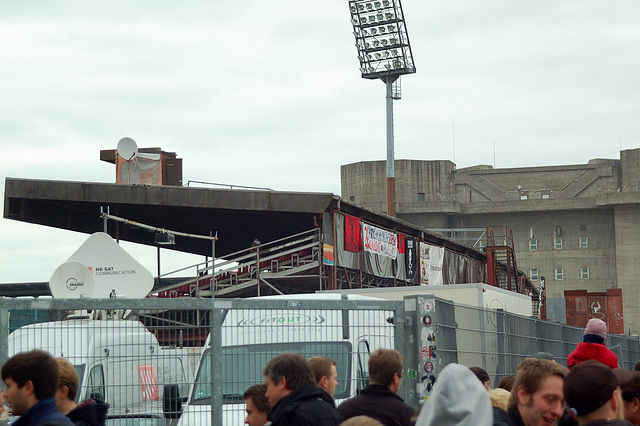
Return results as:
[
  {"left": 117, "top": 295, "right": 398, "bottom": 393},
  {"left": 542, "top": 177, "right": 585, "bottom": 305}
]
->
[
  {"left": 348, "top": 0, "right": 415, "bottom": 218},
  {"left": 385, "top": 75, "right": 398, "bottom": 216}
]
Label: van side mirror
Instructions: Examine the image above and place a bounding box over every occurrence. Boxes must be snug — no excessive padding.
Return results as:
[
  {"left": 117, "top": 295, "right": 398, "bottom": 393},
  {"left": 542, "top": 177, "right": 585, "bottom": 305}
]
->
[{"left": 163, "top": 384, "right": 184, "bottom": 419}]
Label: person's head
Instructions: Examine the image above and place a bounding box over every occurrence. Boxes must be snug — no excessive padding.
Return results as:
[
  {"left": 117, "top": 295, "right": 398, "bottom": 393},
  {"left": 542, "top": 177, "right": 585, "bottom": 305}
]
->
[
  {"left": 415, "top": 363, "right": 493, "bottom": 425},
  {"left": 368, "top": 349, "right": 403, "bottom": 393},
  {"left": 497, "top": 375, "right": 516, "bottom": 392},
  {"left": 1, "top": 350, "right": 60, "bottom": 416},
  {"left": 263, "top": 353, "right": 314, "bottom": 406},
  {"left": 531, "top": 352, "right": 556, "bottom": 362},
  {"left": 617, "top": 369, "right": 640, "bottom": 424},
  {"left": 340, "top": 415, "right": 384, "bottom": 426},
  {"left": 564, "top": 360, "right": 630, "bottom": 424},
  {"left": 308, "top": 356, "right": 338, "bottom": 397},
  {"left": 55, "top": 358, "right": 79, "bottom": 413},
  {"left": 340, "top": 415, "right": 385, "bottom": 426},
  {"left": 508, "top": 358, "right": 567, "bottom": 426},
  {"left": 583, "top": 318, "right": 607, "bottom": 344},
  {"left": 469, "top": 366, "right": 491, "bottom": 391},
  {"left": 633, "top": 360, "right": 640, "bottom": 372},
  {"left": 489, "top": 388, "right": 511, "bottom": 411},
  {"left": 243, "top": 384, "right": 269, "bottom": 426}
]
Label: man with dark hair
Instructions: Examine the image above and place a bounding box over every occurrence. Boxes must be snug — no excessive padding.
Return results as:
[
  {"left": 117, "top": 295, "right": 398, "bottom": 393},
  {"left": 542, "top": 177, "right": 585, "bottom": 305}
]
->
[
  {"left": 563, "top": 360, "right": 632, "bottom": 425},
  {"left": 308, "top": 356, "right": 339, "bottom": 398},
  {"left": 337, "top": 348, "right": 416, "bottom": 426},
  {"left": 243, "top": 384, "right": 269, "bottom": 426},
  {"left": 494, "top": 358, "right": 567, "bottom": 426},
  {"left": 263, "top": 352, "right": 342, "bottom": 425},
  {"left": 469, "top": 366, "right": 491, "bottom": 390},
  {"left": 497, "top": 375, "right": 516, "bottom": 392},
  {"left": 55, "top": 358, "right": 109, "bottom": 426},
  {"left": 531, "top": 352, "right": 556, "bottom": 362},
  {"left": 2, "top": 350, "right": 74, "bottom": 425}
]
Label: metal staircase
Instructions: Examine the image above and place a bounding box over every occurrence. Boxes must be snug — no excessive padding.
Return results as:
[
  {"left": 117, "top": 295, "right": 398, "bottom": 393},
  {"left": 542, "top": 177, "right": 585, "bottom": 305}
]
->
[
  {"left": 153, "top": 229, "right": 323, "bottom": 298},
  {"left": 485, "top": 226, "right": 525, "bottom": 294}
]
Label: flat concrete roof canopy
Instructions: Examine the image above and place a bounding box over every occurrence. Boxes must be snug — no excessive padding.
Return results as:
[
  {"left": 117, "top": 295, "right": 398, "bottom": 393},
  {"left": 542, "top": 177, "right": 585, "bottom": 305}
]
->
[{"left": 4, "top": 178, "right": 334, "bottom": 258}]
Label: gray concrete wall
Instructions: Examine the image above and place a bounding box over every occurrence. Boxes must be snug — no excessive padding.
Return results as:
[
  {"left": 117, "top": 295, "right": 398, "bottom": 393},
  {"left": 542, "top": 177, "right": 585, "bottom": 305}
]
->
[
  {"left": 614, "top": 204, "right": 640, "bottom": 333},
  {"left": 621, "top": 148, "right": 640, "bottom": 191},
  {"left": 341, "top": 148, "right": 640, "bottom": 333}
]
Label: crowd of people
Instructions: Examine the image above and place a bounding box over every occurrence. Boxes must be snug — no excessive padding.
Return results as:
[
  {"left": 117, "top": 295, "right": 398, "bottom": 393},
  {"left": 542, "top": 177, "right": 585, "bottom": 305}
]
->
[
  {"left": 2, "top": 318, "right": 639, "bottom": 426},
  {"left": 1, "top": 350, "right": 108, "bottom": 425},
  {"left": 240, "top": 318, "right": 640, "bottom": 426}
]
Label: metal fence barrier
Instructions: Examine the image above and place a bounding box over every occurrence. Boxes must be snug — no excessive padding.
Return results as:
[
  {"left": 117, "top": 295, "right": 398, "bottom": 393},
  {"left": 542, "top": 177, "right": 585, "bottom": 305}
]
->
[
  {"left": 2, "top": 295, "right": 639, "bottom": 425},
  {"left": 0, "top": 297, "right": 405, "bottom": 425},
  {"left": 429, "top": 297, "right": 640, "bottom": 389}
]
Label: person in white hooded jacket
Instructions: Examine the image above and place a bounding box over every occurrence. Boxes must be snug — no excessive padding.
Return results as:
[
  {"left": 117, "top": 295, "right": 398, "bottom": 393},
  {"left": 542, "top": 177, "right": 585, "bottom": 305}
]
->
[{"left": 415, "top": 363, "right": 493, "bottom": 426}]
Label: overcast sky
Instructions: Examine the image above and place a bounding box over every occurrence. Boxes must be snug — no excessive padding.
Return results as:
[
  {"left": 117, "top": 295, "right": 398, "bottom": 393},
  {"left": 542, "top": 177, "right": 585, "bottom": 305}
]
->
[{"left": 2, "top": 1, "right": 639, "bottom": 286}]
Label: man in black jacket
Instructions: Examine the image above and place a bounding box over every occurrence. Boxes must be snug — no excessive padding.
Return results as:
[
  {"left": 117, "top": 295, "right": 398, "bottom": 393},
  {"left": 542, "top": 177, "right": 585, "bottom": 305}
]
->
[
  {"left": 309, "top": 356, "right": 339, "bottom": 399},
  {"left": 563, "top": 360, "right": 633, "bottom": 426},
  {"left": 263, "top": 353, "right": 342, "bottom": 426},
  {"left": 55, "top": 358, "right": 109, "bottom": 426},
  {"left": 337, "top": 348, "right": 416, "bottom": 426},
  {"left": 494, "top": 358, "right": 567, "bottom": 426}
]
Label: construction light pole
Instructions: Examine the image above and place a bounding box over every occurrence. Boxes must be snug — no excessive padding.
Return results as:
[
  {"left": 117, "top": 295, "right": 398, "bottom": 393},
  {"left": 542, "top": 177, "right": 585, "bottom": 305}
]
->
[{"left": 348, "top": 0, "right": 416, "bottom": 216}]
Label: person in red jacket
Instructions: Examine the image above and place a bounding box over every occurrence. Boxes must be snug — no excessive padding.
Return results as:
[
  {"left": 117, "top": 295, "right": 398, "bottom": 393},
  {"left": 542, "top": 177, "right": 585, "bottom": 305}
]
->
[{"left": 567, "top": 318, "right": 619, "bottom": 370}]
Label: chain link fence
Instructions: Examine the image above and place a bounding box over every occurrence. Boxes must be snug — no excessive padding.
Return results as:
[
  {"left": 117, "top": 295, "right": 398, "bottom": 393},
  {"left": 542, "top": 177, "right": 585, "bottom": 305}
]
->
[
  {"left": 429, "top": 298, "right": 640, "bottom": 389},
  {"left": 2, "top": 294, "right": 639, "bottom": 424}
]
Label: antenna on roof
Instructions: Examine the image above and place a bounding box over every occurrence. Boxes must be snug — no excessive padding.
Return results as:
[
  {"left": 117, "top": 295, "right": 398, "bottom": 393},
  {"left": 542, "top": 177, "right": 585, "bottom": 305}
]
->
[
  {"left": 117, "top": 137, "right": 138, "bottom": 184},
  {"left": 117, "top": 137, "right": 138, "bottom": 162}
]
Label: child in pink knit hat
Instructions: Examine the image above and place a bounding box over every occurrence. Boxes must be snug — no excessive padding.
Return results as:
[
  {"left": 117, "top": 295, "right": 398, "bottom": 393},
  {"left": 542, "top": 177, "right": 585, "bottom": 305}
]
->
[{"left": 567, "top": 318, "right": 619, "bottom": 369}]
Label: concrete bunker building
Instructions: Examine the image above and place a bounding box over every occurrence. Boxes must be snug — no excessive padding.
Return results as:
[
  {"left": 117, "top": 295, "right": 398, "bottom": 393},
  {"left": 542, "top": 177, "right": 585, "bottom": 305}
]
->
[{"left": 341, "top": 148, "right": 640, "bottom": 334}]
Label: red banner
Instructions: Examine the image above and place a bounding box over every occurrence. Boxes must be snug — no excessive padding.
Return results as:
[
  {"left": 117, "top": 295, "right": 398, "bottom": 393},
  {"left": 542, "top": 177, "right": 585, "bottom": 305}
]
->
[
  {"left": 344, "top": 215, "right": 361, "bottom": 252},
  {"left": 398, "top": 234, "right": 405, "bottom": 254}
]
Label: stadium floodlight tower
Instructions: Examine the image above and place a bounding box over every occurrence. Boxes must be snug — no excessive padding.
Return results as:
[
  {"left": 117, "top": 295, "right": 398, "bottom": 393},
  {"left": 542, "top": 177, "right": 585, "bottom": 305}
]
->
[{"left": 349, "top": 0, "right": 416, "bottom": 217}]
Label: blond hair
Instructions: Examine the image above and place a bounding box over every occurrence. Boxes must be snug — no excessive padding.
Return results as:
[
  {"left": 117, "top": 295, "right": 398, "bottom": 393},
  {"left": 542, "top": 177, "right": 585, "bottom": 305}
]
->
[
  {"left": 56, "top": 357, "right": 79, "bottom": 401},
  {"left": 489, "top": 388, "right": 511, "bottom": 410}
]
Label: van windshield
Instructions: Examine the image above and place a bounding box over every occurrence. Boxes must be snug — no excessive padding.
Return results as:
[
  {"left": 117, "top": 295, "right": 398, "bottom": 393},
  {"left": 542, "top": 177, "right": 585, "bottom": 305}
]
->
[{"left": 191, "top": 342, "right": 351, "bottom": 404}]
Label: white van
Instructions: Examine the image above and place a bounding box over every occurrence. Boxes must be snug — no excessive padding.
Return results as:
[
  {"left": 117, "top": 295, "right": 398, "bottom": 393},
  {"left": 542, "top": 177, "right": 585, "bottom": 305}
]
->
[
  {"left": 172, "top": 293, "right": 395, "bottom": 425},
  {"left": 9, "top": 319, "right": 195, "bottom": 417}
]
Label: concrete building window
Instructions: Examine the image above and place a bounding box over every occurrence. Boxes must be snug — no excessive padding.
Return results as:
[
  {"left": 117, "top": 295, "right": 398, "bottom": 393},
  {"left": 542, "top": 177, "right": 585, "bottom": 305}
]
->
[
  {"left": 580, "top": 267, "right": 590, "bottom": 279},
  {"left": 529, "top": 239, "right": 538, "bottom": 250},
  {"left": 542, "top": 193, "right": 550, "bottom": 199},
  {"left": 555, "top": 268, "right": 564, "bottom": 280},
  {"left": 418, "top": 193, "right": 425, "bottom": 202},
  {"left": 530, "top": 268, "right": 539, "bottom": 280},
  {"left": 580, "top": 236, "right": 589, "bottom": 248},
  {"left": 520, "top": 194, "right": 528, "bottom": 200},
  {"left": 349, "top": 196, "right": 355, "bottom": 202},
  {"left": 554, "top": 237, "right": 563, "bottom": 250}
]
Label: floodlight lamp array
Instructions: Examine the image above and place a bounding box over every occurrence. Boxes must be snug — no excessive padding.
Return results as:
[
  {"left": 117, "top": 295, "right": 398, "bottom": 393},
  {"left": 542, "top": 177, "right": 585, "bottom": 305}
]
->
[{"left": 349, "top": 0, "right": 416, "bottom": 80}]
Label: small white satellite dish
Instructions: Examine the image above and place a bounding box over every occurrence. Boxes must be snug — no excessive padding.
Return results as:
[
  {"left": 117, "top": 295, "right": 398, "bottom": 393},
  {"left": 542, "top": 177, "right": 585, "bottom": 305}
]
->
[
  {"left": 49, "top": 261, "right": 96, "bottom": 298},
  {"left": 117, "top": 137, "right": 138, "bottom": 161}
]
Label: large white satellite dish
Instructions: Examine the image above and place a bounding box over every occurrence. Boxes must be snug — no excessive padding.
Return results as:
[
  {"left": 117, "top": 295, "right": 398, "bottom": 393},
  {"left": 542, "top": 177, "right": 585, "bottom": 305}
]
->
[
  {"left": 117, "top": 137, "right": 138, "bottom": 161},
  {"left": 49, "top": 261, "right": 96, "bottom": 298},
  {"left": 67, "top": 232, "right": 154, "bottom": 298}
]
